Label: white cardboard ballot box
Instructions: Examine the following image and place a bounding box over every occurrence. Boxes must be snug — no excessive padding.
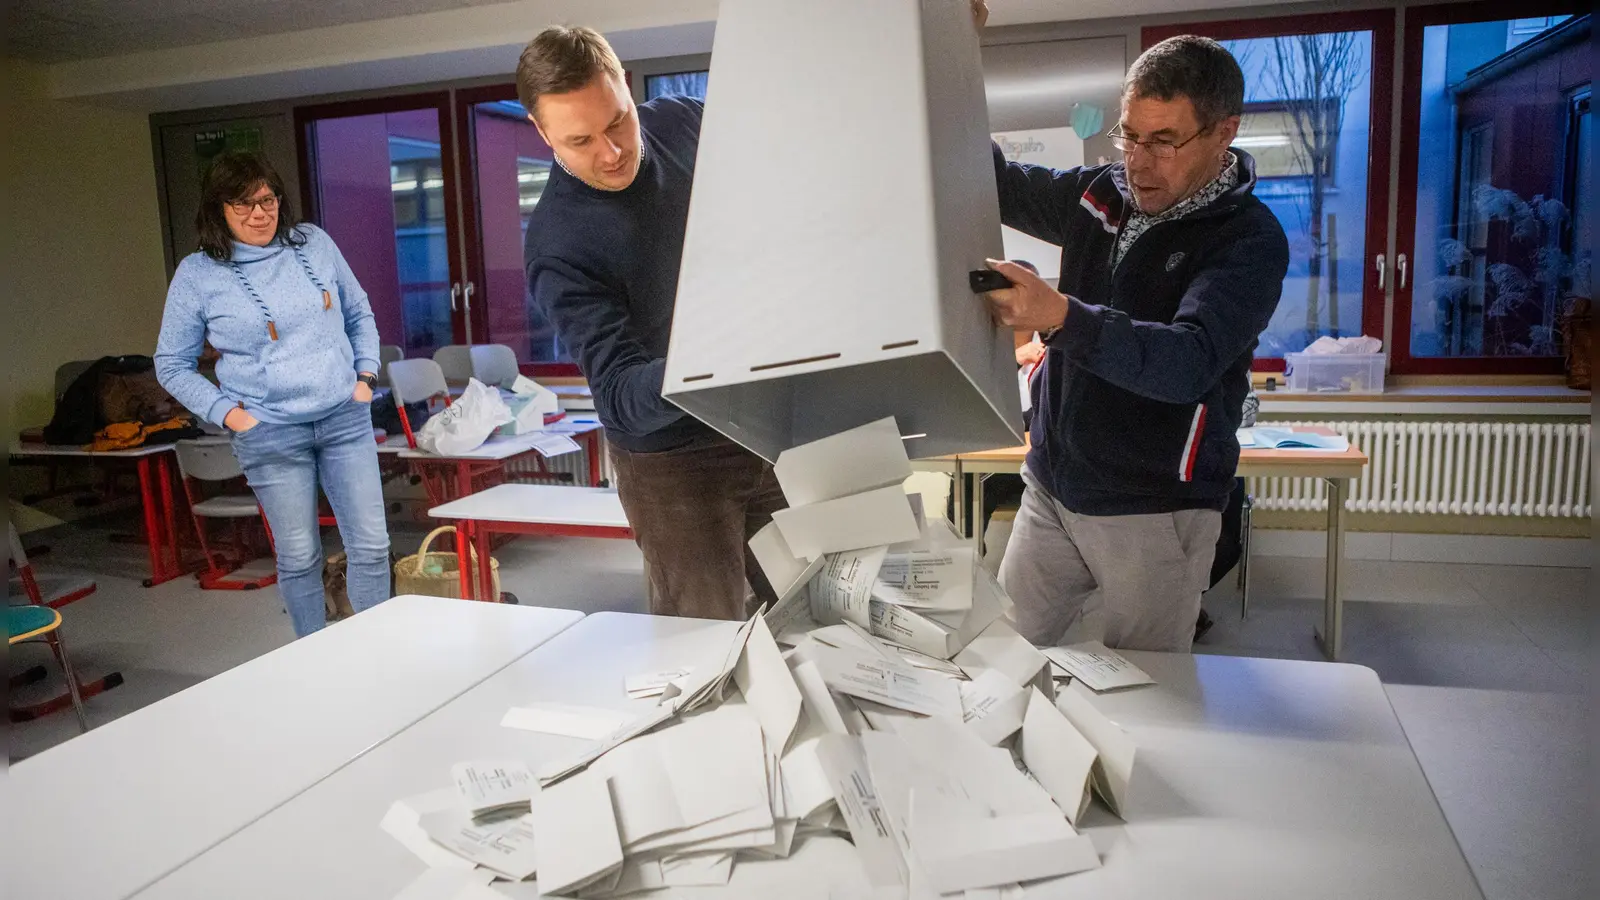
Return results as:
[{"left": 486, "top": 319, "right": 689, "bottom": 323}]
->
[{"left": 663, "top": 0, "right": 1024, "bottom": 462}]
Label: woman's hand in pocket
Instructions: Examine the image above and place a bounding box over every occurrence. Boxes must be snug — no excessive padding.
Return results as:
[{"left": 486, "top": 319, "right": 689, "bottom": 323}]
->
[
  {"left": 224, "top": 407, "right": 260, "bottom": 433},
  {"left": 353, "top": 380, "right": 374, "bottom": 404}
]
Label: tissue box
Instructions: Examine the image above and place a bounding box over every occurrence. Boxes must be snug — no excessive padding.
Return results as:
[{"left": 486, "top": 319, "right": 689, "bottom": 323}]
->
[
  {"left": 661, "top": 0, "right": 1023, "bottom": 462},
  {"left": 1281, "top": 352, "right": 1386, "bottom": 393}
]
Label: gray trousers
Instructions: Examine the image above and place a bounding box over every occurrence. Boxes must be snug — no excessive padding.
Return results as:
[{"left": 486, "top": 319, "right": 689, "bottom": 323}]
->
[{"left": 999, "top": 469, "right": 1222, "bottom": 652}]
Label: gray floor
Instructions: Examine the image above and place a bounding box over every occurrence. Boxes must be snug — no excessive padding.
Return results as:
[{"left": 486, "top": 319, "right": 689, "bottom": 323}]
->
[{"left": 8, "top": 517, "right": 1593, "bottom": 900}]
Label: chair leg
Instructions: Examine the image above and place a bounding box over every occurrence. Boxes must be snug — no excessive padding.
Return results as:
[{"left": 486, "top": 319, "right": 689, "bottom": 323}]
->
[
  {"left": 1238, "top": 494, "right": 1254, "bottom": 620},
  {"left": 46, "top": 631, "right": 89, "bottom": 732}
]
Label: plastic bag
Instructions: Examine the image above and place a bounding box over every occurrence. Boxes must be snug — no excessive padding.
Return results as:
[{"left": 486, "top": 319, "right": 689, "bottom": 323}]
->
[{"left": 416, "top": 378, "right": 513, "bottom": 455}]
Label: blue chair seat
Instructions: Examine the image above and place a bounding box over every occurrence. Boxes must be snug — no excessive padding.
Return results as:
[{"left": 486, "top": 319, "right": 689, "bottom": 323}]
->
[{"left": 8, "top": 605, "right": 61, "bottom": 643}]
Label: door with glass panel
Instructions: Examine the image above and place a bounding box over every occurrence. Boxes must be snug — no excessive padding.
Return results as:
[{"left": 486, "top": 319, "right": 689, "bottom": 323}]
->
[
  {"left": 455, "top": 72, "right": 711, "bottom": 377},
  {"left": 296, "top": 94, "right": 466, "bottom": 360},
  {"left": 1144, "top": 13, "right": 1395, "bottom": 370},
  {"left": 1393, "top": 4, "right": 1590, "bottom": 374}
]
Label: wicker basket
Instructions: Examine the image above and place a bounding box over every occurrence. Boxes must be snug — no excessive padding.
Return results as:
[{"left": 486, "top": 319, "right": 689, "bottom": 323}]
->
[{"left": 393, "top": 526, "right": 500, "bottom": 600}]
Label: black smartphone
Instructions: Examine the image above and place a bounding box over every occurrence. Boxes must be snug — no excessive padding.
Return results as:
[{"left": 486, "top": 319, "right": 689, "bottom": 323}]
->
[{"left": 969, "top": 269, "right": 1012, "bottom": 293}]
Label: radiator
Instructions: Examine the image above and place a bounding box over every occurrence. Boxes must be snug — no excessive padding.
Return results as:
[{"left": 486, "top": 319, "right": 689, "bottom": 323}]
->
[
  {"left": 1248, "top": 421, "right": 1591, "bottom": 518},
  {"left": 504, "top": 441, "right": 602, "bottom": 486}
]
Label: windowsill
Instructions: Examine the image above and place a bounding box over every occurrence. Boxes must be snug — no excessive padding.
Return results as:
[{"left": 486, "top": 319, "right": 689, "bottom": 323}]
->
[{"left": 1257, "top": 382, "right": 1589, "bottom": 416}]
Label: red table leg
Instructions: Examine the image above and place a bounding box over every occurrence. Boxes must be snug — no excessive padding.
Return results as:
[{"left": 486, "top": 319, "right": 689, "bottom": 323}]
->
[
  {"left": 454, "top": 523, "right": 475, "bottom": 600},
  {"left": 158, "top": 453, "right": 183, "bottom": 578},
  {"left": 455, "top": 461, "right": 475, "bottom": 506},
  {"left": 475, "top": 523, "right": 495, "bottom": 603},
  {"left": 586, "top": 431, "right": 602, "bottom": 486}
]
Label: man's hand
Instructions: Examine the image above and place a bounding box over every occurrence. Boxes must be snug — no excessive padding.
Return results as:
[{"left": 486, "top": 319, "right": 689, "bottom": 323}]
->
[
  {"left": 1015, "top": 340, "right": 1045, "bottom": 368},
  {"left": 981, "top": 259, "right": 1068, "bottom": 333},
  {"left": 970, "top": 0, "right": 989, "bottom": 29},
  {"left": 224, "top": 407, "right": 259, "bottom": 433},
  {"left": 353, "top": 376, "right": 374, "bottom": 404}
]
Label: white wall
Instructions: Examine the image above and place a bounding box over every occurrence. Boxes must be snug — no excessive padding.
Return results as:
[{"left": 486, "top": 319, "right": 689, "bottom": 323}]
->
[{"left": 0, "top": 58, "right": 171, "bottom": 432}]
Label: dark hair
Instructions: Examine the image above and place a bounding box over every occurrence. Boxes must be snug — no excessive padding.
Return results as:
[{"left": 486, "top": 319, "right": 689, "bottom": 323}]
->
[
  {"left": 1123, "top": 35, "right": 1245, "bottom": 129},
  {"left": 515, "top": 25, "right": 625, "bottom": 120},
  {"left": 195, "top": 151, "right": 304, "bottom": 262}
]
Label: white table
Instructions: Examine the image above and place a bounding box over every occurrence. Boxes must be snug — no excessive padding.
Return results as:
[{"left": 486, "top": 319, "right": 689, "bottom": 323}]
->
[
  {"left": 133, "top": 613, "right": 737, "bottom": 900},
  {"left": 134, "top": 616, "right": 1481, "bottom": 900},
  {"left": 3, "top": 596, "right": 584, "bottom": 900},
  {"left": 429, "top": 484, "right": 634, "bottom": 600},
  {"left": 10, "top": 443, "right": 187, "bottom": 586}
]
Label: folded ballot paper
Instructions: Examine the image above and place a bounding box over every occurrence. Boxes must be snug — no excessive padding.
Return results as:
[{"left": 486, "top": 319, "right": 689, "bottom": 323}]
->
[{"left": 379, "top": 602, "right": 1137, "bottom": 898}]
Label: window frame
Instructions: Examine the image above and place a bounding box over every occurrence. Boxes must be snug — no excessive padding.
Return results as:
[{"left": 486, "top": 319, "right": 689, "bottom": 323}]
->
[
  {"left": 1144, "top": 11, "right": 1395, "bottom": 374},
  {"left": 1390, "top": 0, "right": 1588, "bottom": 375}
]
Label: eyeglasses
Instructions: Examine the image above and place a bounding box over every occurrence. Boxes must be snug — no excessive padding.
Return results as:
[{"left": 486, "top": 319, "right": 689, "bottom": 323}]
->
[
  {"left": 1106, "top": 125, "right": 1211, "bottom": 159},
  {"left": 227, "top": 194, "right": 280, "bottom": 216}
]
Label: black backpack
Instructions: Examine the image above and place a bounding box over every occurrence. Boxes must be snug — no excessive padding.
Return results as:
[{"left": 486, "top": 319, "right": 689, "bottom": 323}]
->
[{"left": 43, "top": 355, "right": 157, "bottom": 446}]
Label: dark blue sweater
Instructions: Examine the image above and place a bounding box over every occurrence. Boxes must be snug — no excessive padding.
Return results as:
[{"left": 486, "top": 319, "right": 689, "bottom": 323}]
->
[
  {"left": 996, "top": 147, "right": 1289, "bottom": 515},
  {"left": 523, "top": 96, "right": 714, "bottom": 453}
]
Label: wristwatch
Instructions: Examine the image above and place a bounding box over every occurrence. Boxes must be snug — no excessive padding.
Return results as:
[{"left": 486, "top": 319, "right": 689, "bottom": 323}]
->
[{"left": 357, "top": 372, "right": 379, "bottom": 389}]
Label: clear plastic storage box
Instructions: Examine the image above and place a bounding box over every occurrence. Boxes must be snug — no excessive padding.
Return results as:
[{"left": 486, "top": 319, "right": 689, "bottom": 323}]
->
[{"left": 1281, "top": 352, "right": 1387, "bottom": 393}]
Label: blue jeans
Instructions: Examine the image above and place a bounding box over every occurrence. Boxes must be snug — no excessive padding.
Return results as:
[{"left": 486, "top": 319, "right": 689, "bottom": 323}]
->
[{"left": 231, "top": 399, "right": 391, "bottom": 637}]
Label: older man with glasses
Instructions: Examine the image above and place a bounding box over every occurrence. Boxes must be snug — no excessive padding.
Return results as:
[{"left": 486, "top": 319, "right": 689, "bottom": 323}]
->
[{"left": 973, "top": 32, "right": 1288, "bottom": 653}]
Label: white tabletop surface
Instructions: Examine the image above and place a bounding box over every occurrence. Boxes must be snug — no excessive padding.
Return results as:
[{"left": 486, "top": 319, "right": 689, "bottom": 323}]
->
[
  {"left": 133, "top": 614, "right": 739, "bottom": 900},
  {"left": 3, "top": 596, "right": 583, "bottom": 900},
  {"left": 429, "top": 484, "right": 630, "bottom": 529},
  {"left": 10, "top": 442, "right": 175, "bottom": 458},
  {"left": 132, "top": 617, "right": 1481, "bottom": 900}
]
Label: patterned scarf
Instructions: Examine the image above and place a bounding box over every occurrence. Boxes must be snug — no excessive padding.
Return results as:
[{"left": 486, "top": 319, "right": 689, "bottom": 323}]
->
[{"left": 1110, "top": 151, "right": 1240, "bottom": 271}]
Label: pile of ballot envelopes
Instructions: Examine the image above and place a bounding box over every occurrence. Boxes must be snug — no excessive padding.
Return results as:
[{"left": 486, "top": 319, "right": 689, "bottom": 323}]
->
[{"left": 380, "top": 418, "right": 1142, "bottom": 899}]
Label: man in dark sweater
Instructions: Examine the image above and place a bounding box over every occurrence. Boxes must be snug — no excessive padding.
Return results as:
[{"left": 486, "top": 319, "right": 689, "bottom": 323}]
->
[
  {"left": 977, "top": 35, "right": 1288, "bottom": 652},
  {"left": 516, "top": 26, "right": 785, "bottom": 620}
]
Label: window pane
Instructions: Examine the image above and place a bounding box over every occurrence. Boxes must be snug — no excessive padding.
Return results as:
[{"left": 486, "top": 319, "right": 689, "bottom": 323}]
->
[
  {"left": 471, "top": 99, "right": 569, "bottom": 364},
  {"left": 646, "top": 71, "right": 709, "bottom": 100},
  {"left": 1223, "top": 31, "right": 1374, "bottom": 358},
  {"left": 311, "top": 110, "right": 452, "bottom": 359},
  {"left": 1408, "top": 16, "right": 1591, "bottom": 359}
]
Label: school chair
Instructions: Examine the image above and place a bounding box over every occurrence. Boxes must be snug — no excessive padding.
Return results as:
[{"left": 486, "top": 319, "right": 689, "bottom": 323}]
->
[
  {"left": 173, "top": 439, "right": 276, "bottom": 591},
  {"left": 8, "top": 523, "right": 120, "bottom": 729},
  {"left": 469, "top": 344, "right": 521, "bottom": 388},
  {"left": 432, "top": 345, "right": 475, "bottom": 384},
  {"left": 386, "top": 358, "right": 452, "bottom": 449},
  {"left": 377, "top": 344, "right": 404, "bottom": 386}
]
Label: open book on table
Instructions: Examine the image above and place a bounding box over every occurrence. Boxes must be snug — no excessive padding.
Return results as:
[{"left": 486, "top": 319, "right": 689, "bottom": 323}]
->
[{"left": 1236, "top": 427, "right": 1350, "bottom": 452}]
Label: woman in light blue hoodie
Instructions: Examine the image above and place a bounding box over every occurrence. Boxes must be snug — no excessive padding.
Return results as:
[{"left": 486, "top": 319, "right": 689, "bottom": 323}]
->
[{"left": 156, "top": 152, "right": 390, "bottom": 637}]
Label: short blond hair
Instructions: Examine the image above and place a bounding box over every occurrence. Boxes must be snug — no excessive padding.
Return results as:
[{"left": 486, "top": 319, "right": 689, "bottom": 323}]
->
[{"left": 516, "top": 26, "right": 625, "bottom": 120}]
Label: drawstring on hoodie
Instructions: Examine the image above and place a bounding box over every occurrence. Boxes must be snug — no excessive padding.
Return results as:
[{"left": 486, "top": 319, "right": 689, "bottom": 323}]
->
[{"left": 228, "top": 245, "right": 333, "bottom": 341}]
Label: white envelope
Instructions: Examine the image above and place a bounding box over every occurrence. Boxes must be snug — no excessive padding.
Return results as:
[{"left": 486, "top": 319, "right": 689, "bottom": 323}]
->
[
  {"left": 379, "top": 790, "right": 480, "bottom": 871},
  {"left": 954, "top": 619, "right": 1050, "bottom": 689},
  {"left": 734, "top": 614, "right": 805, "bottom": 756},
  {"left": 1018, "top": 688, "right": 1098, "bottom": 826},
  {"left": 812, "top": 734, "right": 906, "bottom": 893},
  {"left": 772, "top": 417, "right": 912, "bottom": 506},
  {"left": 418, "top": 809, "right": 539, "bottom": 881},
  {"left": 958, "top": 669, "right": 1028, "bottom": 746},
  {"left": 749, "top": 520, "right": 826, "bottom": 603},
  {"left": 1043, "top": 640, "right": 1156, "bottom": 692},
  {"left": 1055, "top": 685, "right": 1137, "bottom": 817},
  {"left": 873, "top": 547, "right": 975, "bottom": 612},
  {"left": 533, "top": 772, "right": 624, "bottom": 895},
  {"left": 501, "top": 703, "right": 638, "bottom": 741},
  {"left": 811, "top": 643, "right": 963, "bottom": 719},
  {"left": 808, "top": 547, "right": 887, "bottom": 628},
  {"left": 908, "top": 791, "right": 1099, "bottom": 893},
  {"left": 773, "top": 486, "right": 921, "bottom": 558}
]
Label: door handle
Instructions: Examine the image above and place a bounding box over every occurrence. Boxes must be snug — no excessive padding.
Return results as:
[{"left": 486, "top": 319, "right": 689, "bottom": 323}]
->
[
  {"left": 1374, "top": 253, "right": 1386, "bottom": 291},
  {"left": 1397, "top": 253, "right": 1409, "bottom": 290},
  {"left": 462, "top": 282, "right": 476, "bottom": 312},
  {"left": 450, "top": 282, "right": 462, "bottom": 311}
]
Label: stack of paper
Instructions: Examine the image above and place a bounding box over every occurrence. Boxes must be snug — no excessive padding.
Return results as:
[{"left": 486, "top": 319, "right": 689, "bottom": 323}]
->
[
  {"left": 379, "top": 598, "right": 1140, "bottom": 898},
  {"left": 379, "top": 421, "right": 1147, "bottom": 897},
  {"left": 751, "top": 418, "right": 1010, "bottom": 661}
]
